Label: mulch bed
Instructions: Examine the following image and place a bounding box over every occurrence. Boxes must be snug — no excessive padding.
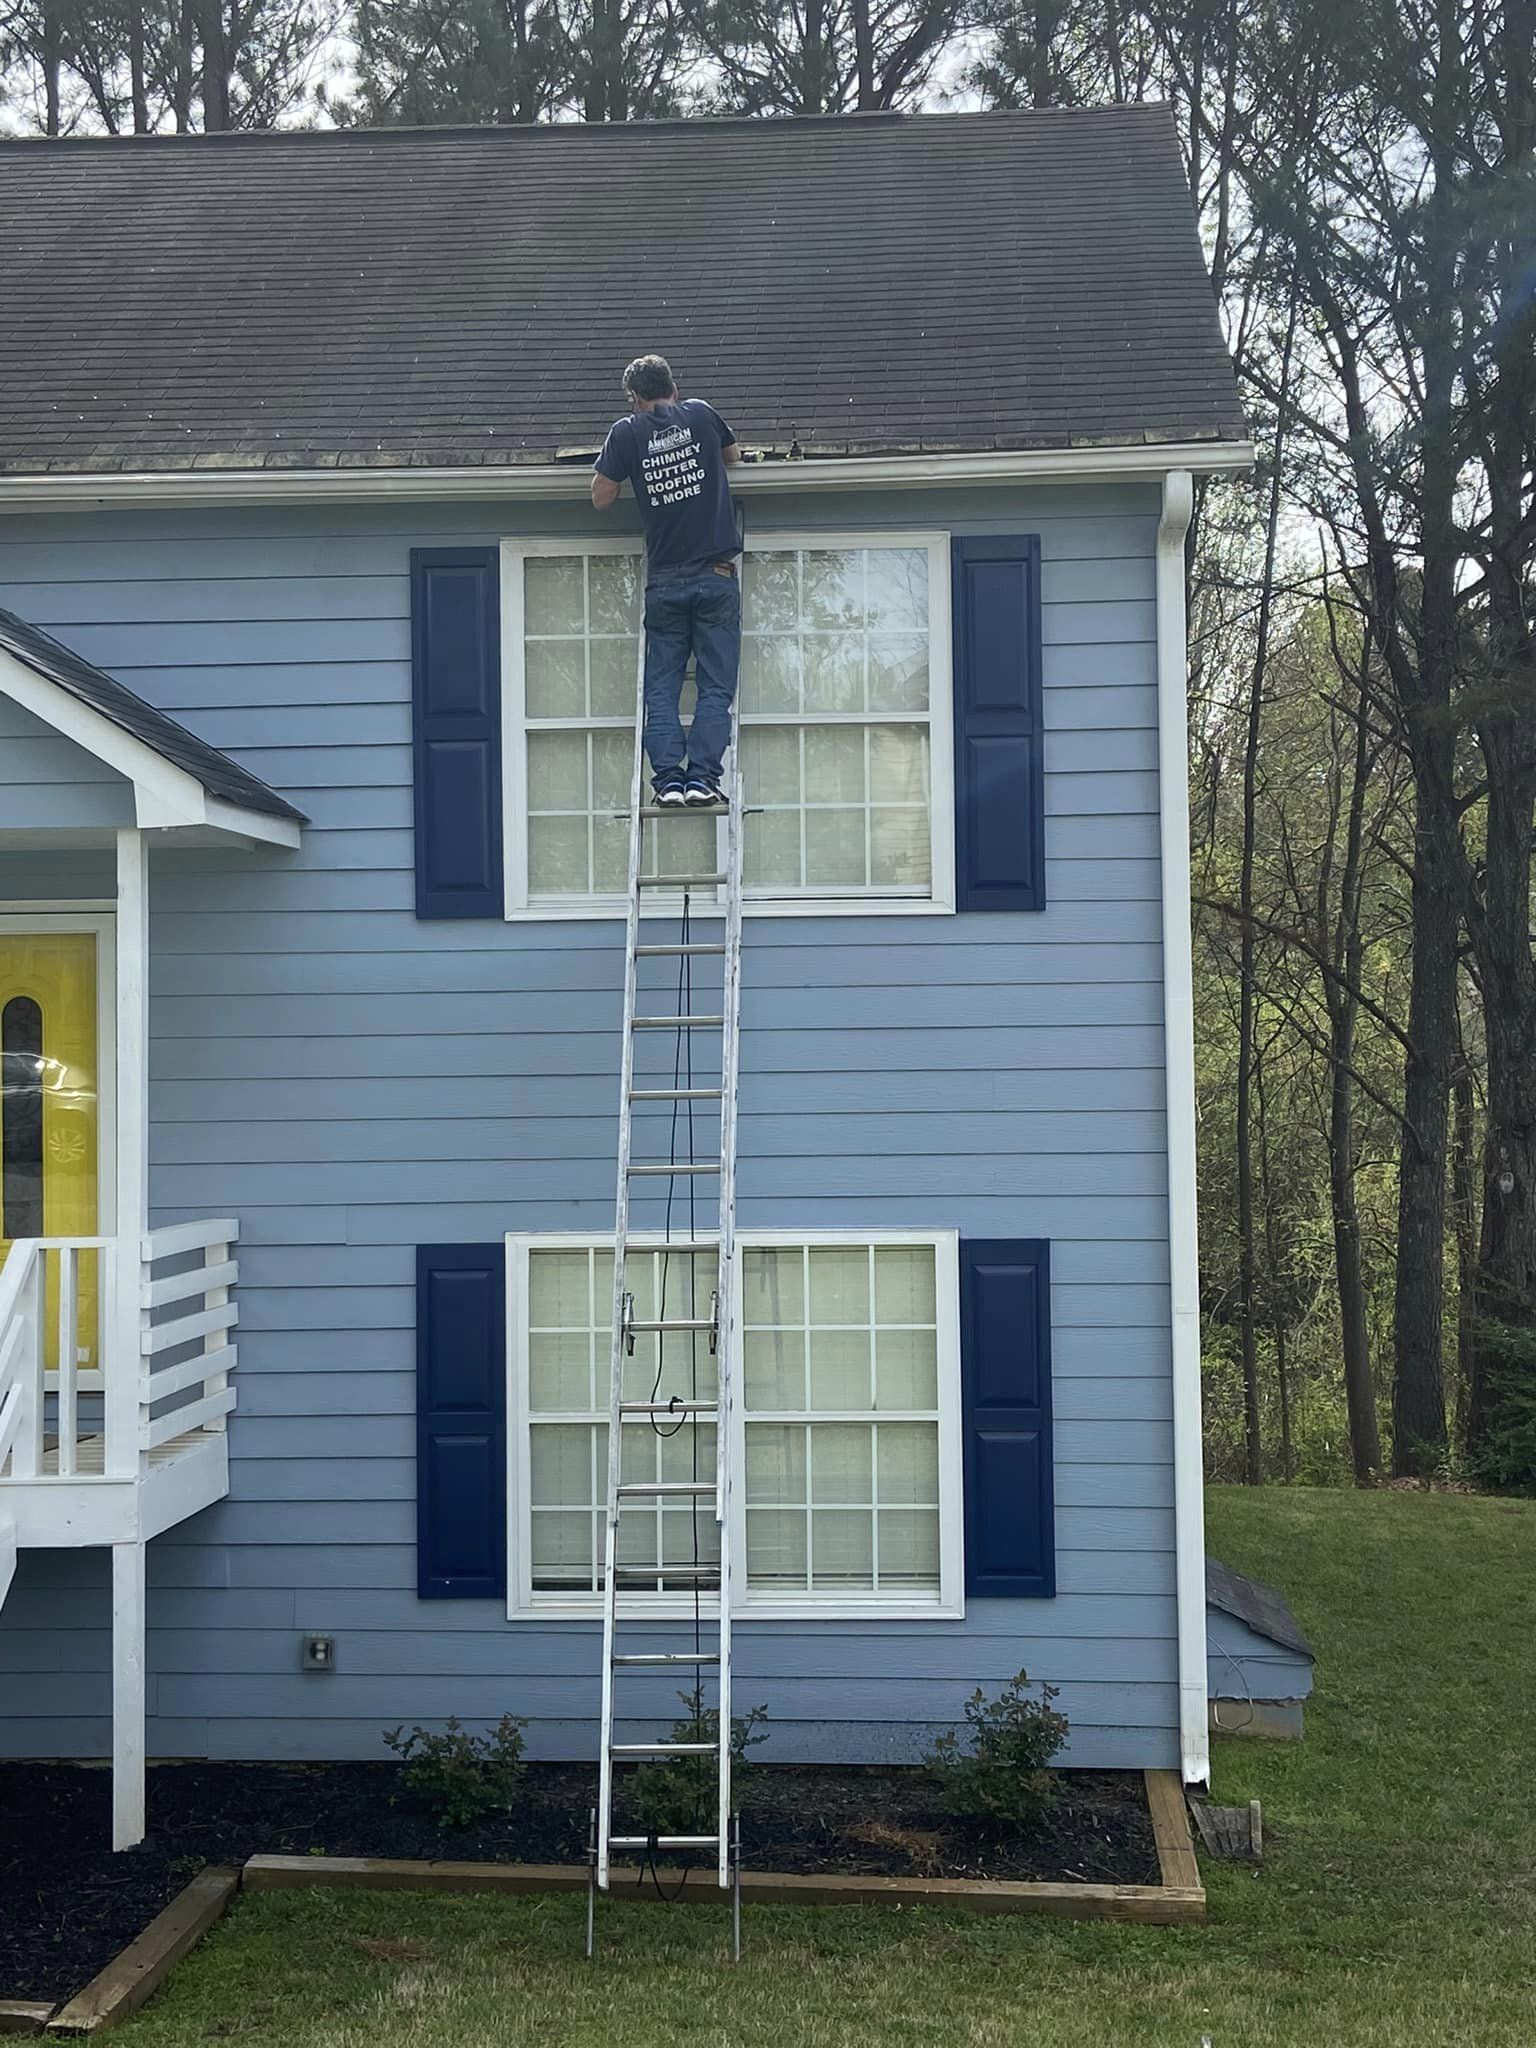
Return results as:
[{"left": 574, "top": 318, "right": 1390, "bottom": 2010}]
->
[{"left": 0, "top": 1760, "right": 1159, "bottom": 2003}]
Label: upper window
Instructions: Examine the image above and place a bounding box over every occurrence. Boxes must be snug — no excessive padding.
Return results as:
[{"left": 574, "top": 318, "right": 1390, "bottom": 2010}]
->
[
  {"left": 507, "top": 1230, "right": 963, "bottom": 1619},
  {"left": 501, "top": 536, "right": 954, "bottom": 916}
]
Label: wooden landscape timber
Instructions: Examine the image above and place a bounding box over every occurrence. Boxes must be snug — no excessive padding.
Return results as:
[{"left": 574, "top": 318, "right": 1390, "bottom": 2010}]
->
[
  {"left": 1145, "top": 1767, "right": 1204, "bottom": 1890},
  {"left": 245, "top": 1774, "right": 1203, "bottom": 1926},
  {"left": 42, "top": 1868, "right": 238, "bottom": 2037}
]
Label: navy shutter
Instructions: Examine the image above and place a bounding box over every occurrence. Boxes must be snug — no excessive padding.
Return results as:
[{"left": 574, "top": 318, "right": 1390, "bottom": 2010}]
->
[
  {"left": 411, "top": 548, "right": 502, "bottom": 918},
  {"left": 951, "top": 536, "right": 1045, "bottom": 911},
  {"left": 961, "top": 1238, "right": 1055, "bottom": 1598},
  {"left": 417, "top": 1244, "right": 506, "bottom": 1599}
]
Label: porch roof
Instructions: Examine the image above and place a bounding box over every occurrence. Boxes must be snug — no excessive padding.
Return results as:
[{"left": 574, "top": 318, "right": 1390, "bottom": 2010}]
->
[{"left": 0, "top": 608, "right": 305, "bottom": 845}]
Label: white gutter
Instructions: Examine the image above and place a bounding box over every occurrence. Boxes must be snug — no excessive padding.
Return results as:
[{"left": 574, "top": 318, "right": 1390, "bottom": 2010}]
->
[
  {"left": 0, "top": 439, "right": 1254, "bottom": 513},
  {"left": 1157, "top": 467, "right": 1209, "bottom": 1788}
]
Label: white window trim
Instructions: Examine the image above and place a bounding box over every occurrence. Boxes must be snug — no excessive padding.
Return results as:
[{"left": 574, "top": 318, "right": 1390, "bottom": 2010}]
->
[
  {"left": 505, "top": 1227, "right": 964, "bottom": 1623},
  {"left": 499, "top": 532, "right": 956, "bottom": 921}
]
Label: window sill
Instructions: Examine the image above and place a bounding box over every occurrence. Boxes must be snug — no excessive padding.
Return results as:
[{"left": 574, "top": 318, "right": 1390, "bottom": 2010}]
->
[
  {"left": 505, "top": 894, "right": 956, "bottom": 923},
  {"left": 509, "top": 1596, "right": 963, "bottom": 1624}
]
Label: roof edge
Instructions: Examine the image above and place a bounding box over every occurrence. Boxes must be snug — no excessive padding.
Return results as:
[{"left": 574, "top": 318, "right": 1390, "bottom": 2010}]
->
[
  {"left": 0, "top": 612, "right": 306, "bottom": 841},
  {"left": 0, "top": 104, "right": 1180, "bottom": 149},
  {"left": 0, "top": 440, "right": 1255, "bottom": 513}
]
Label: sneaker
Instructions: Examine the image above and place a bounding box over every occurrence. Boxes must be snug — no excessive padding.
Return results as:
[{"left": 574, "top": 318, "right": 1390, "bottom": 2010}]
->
[
  {"left": 683, "top": 774, "right": 728, "bottom": 809},
  {"left": 651, "top": 771, "right": 687, "bottom": 809}
]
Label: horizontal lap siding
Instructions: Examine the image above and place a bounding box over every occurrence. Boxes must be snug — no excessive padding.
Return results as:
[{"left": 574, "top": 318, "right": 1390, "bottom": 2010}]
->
[
  {"left": 0, "top": 695, "right": 134, "bottom": 827},
  {"left": 1206, "top": 1609, "right": 1314, "bottom": 1703},
  {"left": 0, "top": 481, "right": 1178, "bottom": 1770}
]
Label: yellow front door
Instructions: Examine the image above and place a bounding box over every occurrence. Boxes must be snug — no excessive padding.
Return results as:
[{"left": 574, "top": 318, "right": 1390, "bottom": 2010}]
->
[{"left": 0, "top": 930, "right": 102, "bottom": 1367}]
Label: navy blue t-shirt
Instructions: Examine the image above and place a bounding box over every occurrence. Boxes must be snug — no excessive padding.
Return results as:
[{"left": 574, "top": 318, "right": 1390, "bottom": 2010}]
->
[{"left": 595, "top": 399, "right": 739, "bottom": 580}]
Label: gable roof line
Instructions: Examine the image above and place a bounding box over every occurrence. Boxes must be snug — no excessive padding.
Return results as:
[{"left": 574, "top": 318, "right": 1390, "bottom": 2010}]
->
[
  {"left": 0, "top": 440, "right": 1254, "bottom": 513},
  {"left": 0, "top": 104, "right": 1179, "bottom": 149},
  {"left": 0, "top": 609, "right": 306, "bottom": 844}
]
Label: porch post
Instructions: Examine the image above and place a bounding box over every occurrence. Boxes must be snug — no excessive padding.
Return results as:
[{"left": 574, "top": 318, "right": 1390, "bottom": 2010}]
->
[
  {"left": 111, "top": 1540, "right": 147, "bottom": 1850},
  {"left": 110, "top": 826, "right": 149, "bottom": 1476},
  {"left": 111, "top": 827, "right": 150, "bottom": 1849}
]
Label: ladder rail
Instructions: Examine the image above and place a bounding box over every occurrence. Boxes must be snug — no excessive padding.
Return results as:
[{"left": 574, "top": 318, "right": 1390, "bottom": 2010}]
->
[
  {"left": 713, "top": 744, "right": 745, "bottom": 1887},
  {"left": 595, "top": 614, "right": 650, "bottom": 1893}
]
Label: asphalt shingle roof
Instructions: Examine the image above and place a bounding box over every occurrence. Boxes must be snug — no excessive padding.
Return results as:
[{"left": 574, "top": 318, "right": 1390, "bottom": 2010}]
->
[
  {"left": 0, "top": 107, "right": 1245, "bottom": 475},
  {"left": 1207, "top": 1558, "right": 1315, "bottom": 1660},
  {"left": 0, "top": 608, "right": 308, "bottom": 822}
]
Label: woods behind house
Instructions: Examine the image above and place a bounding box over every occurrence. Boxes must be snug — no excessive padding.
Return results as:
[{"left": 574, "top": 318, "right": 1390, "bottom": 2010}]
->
[{"left": 4, "top": 0, "right": 1531, "bottom": 1492}]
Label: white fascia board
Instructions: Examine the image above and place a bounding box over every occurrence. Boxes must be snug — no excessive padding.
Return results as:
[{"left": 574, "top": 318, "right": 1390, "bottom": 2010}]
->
[
  {"left": 0, "top": 440, "right": 1255, "bottom": 512},
  {"left": 0, "top": 645, "right": 300, "bottom": 846},
  {"left": 1156, "top": 467, "right": 1209, "bottom": 1791},
  {"left": 202, "top": 797, "right": 303, "bottom": 848}
]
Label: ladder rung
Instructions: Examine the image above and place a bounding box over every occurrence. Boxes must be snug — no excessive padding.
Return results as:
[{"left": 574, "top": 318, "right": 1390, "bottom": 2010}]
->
[
  {"left": 635, "top": 944, "right": 727, "bottom": 958},
  {"left": 626, "top": 1237, "right": 719, "bottom": 1254},
  {"left": 608, "top": 1834, "right": 720, "bottom": 1849},
  {"left": 627, "top": 1161, "right": 719, "bottom": 1177},
  {"left": 612, "top": 1652, "right": 721, "bottom": 1666},
  {"left": 629, "top": 1087, "right": 723, "bottom": 1101},
  {"left": 617, "top": 1480, "right": 716, "bottom": 1498},
  {"left": 620, "top": 1398, "right": 718, "bottom": 1416},
  {"left": 625, "top": 1318, "right": 715, "bottom": 1333},
  {"left": 637, "top": 803, "right": 728, "bottom": 819},
  {"left": 632, "top": 1014, "right": 724, "bottom": 1030},
  {"left": 638, "top": 874, "right": 726, "bottom": 889},
  {"left": 610, "top": 1741, "right": 716, "bottom": 1757}
]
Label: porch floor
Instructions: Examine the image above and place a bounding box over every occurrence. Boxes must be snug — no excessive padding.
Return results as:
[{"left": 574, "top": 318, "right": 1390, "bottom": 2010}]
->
[{"left": 40, "top": 1428, "right": 223, "bottom": 1478}]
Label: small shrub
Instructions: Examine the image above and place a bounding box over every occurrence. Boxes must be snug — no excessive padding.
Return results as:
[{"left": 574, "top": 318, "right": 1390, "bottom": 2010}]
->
[
  {"left": 628, "top": 1687, "right": 769, "bottom": 1840},
  {"left": 924, "top": 1669, "right": 1068, "bottom": 1831},
  {"left": 383, "top": 1713, "right": 526, "bottom": 1830}
]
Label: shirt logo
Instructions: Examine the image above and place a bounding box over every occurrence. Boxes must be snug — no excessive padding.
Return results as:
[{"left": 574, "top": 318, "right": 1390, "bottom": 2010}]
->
[{"left": 641, "top": 424, "right": 707, "bottom": 508}]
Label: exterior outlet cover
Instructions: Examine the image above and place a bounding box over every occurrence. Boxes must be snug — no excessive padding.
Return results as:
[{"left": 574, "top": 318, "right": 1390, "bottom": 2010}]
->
[{"left": 300, "top": 1634, "right": 336, "bottom": 1672}]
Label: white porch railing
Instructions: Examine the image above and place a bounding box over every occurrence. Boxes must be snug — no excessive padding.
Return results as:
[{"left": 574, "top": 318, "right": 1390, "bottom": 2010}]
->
[
  {"left": 0, "top": 1220, "right": 238, "bottom": 1482},
  {"left": 140, "top": 1219, "right": 239, "bottom": 1453}
]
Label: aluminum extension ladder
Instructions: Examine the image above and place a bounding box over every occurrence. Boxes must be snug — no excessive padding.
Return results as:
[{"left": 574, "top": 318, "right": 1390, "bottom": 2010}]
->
[{"left": 588, "top": 583, "right": 745, "bottom": 1955}]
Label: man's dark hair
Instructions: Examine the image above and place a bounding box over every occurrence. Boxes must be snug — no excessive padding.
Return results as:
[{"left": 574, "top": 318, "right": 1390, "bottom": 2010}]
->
[{"left": 623, "top": 354, "right": 677, "bottom": 403}]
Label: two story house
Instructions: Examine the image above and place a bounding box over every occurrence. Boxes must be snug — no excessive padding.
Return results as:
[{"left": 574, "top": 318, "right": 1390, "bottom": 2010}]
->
[{"left": 0, "top": 106, "right": 1249, "bottom": 1848}]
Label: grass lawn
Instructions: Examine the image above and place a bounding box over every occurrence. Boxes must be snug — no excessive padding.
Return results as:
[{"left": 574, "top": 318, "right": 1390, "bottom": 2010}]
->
[{"left": 119, "top": 1486, "right": 1535, "bottom": 2047}]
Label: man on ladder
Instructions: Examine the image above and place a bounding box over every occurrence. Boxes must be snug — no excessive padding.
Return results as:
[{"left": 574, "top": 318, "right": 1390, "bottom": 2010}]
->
[{"left": 592, "top": 353, "right": 741, "bottom": 810}]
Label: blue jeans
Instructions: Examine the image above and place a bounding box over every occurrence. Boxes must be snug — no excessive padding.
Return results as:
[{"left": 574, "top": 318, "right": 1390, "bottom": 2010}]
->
[{"left": 642, "top": 562, "right": 741, "bottom": 780}]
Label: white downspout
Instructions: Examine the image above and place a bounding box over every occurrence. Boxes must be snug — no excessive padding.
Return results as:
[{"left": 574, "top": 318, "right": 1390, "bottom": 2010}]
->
[{"left": 1156, "top": 470, "right": 1209, "bottom": 1788}]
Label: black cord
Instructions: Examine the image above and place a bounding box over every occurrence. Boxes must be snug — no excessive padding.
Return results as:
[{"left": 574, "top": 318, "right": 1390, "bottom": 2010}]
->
[
  {"left": 650, "top": 894, "right": 692, "bottom": 1442},
  {"left": 637, "top": 1832, "right": 693, "bottom": 1903}
]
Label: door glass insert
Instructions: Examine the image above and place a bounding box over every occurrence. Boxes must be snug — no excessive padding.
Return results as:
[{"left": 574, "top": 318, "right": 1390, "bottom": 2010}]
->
[{"left": 1, "top": 996, "right": 44, "bottom": 1239}]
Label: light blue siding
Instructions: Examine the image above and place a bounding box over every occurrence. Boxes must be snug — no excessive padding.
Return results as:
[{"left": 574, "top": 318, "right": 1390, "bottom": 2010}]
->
[
  {"left": 0, "top": 695, "right": 133, "bottom": 828},
  {"left": 0, "top": 479, "right": 1181, "bottom": 1770},
  {"left": 1206, "top": 1608, "right": 1314, "bottom": 1705}
]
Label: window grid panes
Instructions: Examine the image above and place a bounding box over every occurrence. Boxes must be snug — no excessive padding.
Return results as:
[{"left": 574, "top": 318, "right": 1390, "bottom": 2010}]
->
[
  {"left": 741, "top": 1243, "right": 941, "bottom": 1595},
  {"left": 515, "top": 545, "right": 937, "bottom": 904},
  {"left": 521, "top": 1239, "right": 943, "bottom": 1605},
  {"left": 527, "top": 1245, "right": 720, "bottom": 1594}
]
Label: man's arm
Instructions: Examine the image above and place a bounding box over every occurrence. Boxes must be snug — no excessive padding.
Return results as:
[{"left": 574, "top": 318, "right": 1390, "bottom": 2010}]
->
[
  {"left": 592, "top": 419, "right": 628, "bottom": 509},
  {"left": 722, "top": 443, "right": 741, "bottom": 467}
]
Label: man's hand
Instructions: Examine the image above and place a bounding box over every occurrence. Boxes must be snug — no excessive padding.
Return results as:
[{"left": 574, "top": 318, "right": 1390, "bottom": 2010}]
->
[{"left": 591, "top": 472, "right": 621, "bottom": 510}]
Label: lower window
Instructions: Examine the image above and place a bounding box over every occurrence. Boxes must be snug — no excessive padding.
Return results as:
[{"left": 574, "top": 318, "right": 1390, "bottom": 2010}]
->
[{"left": 507, "top": 1230, "right": 962, "bottom": 1618}]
